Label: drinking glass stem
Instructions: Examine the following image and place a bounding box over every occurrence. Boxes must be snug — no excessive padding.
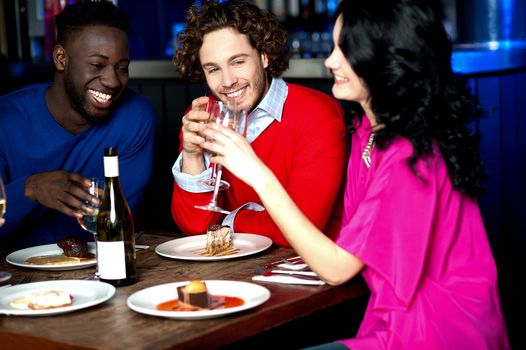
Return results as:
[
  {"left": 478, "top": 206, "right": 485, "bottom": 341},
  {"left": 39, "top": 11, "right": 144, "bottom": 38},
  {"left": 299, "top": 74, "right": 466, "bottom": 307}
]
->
[
  {"left": 211, "top": 165, "right": 223, "bottom": 205},
  {"left": 92, "top": 232, "right": 100, "bottom": 277}
]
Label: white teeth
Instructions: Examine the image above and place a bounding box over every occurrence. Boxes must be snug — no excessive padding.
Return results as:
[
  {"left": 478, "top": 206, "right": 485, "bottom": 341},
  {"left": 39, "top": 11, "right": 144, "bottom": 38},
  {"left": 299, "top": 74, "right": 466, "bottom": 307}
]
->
[
  {"left": 226, "top": 88, "right": 244, "bottom": 98},
  {"left": 89, "top": 89, "right": 112, "bottom": 103},
  {"left": 334, "top": 75, "right": 347, "bottom": 82}
]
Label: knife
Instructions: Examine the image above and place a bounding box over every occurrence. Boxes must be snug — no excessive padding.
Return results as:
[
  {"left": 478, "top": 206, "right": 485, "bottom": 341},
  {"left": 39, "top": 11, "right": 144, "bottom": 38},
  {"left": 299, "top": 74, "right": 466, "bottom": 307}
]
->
[{"left": 253, "top": 264, "right": 321, "bottom": 281}]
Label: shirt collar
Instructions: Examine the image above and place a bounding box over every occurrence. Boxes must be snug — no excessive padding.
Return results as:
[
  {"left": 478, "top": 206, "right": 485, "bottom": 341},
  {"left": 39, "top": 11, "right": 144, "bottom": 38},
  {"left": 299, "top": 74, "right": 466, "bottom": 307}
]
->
[
  {"left": 250, "top": 77, "right": 287, "bottom": 122},
  {"left": 355, "top": 114, "right": 375, "bottom": 139}
]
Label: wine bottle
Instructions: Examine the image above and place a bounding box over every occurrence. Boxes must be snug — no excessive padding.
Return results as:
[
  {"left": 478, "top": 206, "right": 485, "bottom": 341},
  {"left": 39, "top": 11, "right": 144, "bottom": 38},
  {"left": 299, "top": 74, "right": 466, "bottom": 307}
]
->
[{"left": 96, "top": 147, "right": 136, "bottom": 286}]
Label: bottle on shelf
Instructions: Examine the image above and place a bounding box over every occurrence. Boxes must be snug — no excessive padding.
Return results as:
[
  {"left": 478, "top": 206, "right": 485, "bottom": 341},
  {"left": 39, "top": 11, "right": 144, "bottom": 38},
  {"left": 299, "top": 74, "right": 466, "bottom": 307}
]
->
[{"left": 96, "top": 147, "right": 137, "bottom": 287}]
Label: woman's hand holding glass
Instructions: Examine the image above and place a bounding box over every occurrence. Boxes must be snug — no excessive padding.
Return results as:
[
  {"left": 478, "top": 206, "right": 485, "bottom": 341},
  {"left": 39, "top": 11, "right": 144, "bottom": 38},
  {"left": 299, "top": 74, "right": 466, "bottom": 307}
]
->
[
  {"left": 200, "top": 119, "right": 267, "bottom": 194},
  {"left": 194, "top": 101, "right": 247, "bottom": 214}
]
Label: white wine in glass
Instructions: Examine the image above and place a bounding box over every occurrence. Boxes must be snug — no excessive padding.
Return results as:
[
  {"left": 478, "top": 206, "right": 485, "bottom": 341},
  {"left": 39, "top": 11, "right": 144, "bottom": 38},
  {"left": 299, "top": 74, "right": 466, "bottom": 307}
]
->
[
  {"left": 0, "top": 177, "right": 11, "bottom": 283},
  {"left": 199, "top": 98, "right": 231, "bottom": 190},
  {"left": 195, "top": 101, "right": 248, "bottom": 214},
  {"left": 0, "top": 177, "right": 6, "bottom": 221},
  {"left": 77, "top": 177, "right": 103, "bottom": 279}
]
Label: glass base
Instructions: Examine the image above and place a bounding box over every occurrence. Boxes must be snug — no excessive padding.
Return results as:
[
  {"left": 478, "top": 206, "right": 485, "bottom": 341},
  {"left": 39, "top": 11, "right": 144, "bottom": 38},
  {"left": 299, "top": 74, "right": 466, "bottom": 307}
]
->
[
  {"left": 0, "top": 270, "right": 12, "bottom": 283},
  {"left": 194, "top": 204, "right": 231, "bottom": 215},
  {"left": 198, "top": 178, "right": 230, "bottom": 190}
]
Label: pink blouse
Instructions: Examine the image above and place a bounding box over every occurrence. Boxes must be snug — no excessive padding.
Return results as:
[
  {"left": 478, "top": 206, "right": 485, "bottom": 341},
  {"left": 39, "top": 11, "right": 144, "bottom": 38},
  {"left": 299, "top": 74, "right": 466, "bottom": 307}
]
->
[{"left": 336, "top": 118, "right": 510, "bottom": 349}]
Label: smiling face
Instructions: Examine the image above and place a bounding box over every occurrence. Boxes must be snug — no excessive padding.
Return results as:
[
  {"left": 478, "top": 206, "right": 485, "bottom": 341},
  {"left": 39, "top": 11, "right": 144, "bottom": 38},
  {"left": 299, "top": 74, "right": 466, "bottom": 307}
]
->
[
  {"left": 59, "top": 25, "right": 130, "bottom": 124},
  {"left": 324, "top": 16, "right": 372, "bottom": 116},
  {"left": 199, "top": 27, "right": 269, "bottom": 112}
]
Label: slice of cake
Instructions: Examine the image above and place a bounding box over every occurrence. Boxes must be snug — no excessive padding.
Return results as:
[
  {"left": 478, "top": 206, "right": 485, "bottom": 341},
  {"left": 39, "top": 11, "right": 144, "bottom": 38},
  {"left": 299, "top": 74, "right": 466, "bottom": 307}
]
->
[
  {"left": 177, "top": 280, "right": 209, "bottom": 309},
  {"left": 205, "top": 225, "right": 232, "bottom": 256},
  {"left": 10, "top": 290, "right": 73, "bottom": 310},
  {"left": 27, "top": 290, "right": 73, "bottom": 310}
]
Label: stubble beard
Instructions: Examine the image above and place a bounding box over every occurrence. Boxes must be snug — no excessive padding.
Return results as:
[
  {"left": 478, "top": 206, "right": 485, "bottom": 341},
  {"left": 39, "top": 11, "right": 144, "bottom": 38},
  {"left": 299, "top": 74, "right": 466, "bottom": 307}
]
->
[{"left": 63, "top": 67, "right": 105, "bottom": 124}]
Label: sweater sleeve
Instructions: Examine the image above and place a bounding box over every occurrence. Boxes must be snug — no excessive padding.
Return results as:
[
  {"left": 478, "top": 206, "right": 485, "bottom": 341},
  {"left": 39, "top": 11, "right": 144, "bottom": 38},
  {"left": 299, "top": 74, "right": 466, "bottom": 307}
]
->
[
  {"left": 0, "top": 173, "right": 39, "bottom": 237},
  {"left": 233, "top": 93, "right": 347, "bottom": 246},
  {"left": 171, "top": 180, "right": 223, "bottom": 235},
  {"left": 0, "top": 98, "right": 40, "bottom": 237},
  {"left": 112, "top": 93, "right": 157, "bottom": 213}
]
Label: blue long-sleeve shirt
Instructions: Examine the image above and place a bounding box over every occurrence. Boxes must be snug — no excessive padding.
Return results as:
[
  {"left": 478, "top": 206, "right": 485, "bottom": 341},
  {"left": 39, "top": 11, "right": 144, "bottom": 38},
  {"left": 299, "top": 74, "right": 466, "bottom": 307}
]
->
[{"left": 0, "top": 83, "right": 157, "bottom": 248}]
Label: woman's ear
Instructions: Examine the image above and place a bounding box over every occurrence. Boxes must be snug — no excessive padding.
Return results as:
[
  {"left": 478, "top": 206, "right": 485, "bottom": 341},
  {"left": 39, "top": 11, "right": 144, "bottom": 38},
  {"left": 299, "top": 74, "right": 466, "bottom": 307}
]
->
[{"left": 53, "top": 45, "right": 67, "bottom": 72}]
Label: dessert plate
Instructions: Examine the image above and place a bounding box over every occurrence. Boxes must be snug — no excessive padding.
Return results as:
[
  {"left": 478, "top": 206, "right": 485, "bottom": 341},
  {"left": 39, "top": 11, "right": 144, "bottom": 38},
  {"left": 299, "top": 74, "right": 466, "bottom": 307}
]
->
[
  {"left": 6, "top": 243, "right": 96, "bottom": 271},
  {"left": 155, "top": 233, "right": 272, "bottom": 261},
  {"left": 0, "top": 280, "right": 115, "bottom": 316},
  {"left": 127, "top": 280, "right": 270, "bottom": 320}
]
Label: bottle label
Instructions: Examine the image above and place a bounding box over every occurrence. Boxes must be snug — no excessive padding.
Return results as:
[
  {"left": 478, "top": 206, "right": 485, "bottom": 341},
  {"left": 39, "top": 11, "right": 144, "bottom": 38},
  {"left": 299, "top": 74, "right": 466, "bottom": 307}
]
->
[
  {"left": 97, "top": 241, "right": 126, "bottom": 279},
  {"left": 104, "top": 156, "right": 119, "bottom": 177}
]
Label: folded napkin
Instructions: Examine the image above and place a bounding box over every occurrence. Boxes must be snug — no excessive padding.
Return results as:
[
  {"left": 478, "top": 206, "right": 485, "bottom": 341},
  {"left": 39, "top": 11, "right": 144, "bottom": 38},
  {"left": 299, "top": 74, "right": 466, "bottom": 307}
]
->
[
  {"left": 252, "top": 274, "right": 325, "bottom": 285},
  {"left": 275, "top": 262, "right": 308, "bottom": 270}
]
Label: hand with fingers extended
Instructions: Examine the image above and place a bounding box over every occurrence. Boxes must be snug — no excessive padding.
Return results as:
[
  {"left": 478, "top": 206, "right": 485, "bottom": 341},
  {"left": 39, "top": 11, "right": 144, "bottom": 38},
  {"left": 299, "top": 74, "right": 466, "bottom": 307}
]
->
[
  {"left": 180, "top": 96, "right": 212, "bottom": 175},
  {"left": 24, "top": 171, "right": 99, "bottom": 219}
]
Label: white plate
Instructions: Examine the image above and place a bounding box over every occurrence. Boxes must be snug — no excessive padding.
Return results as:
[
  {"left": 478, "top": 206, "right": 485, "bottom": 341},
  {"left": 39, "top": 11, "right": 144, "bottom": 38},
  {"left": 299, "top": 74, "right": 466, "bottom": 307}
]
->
[
  {"left": 6, "top": 243, "right": 96, "bottom": 271},
  {"left": 155, "top": 233, "right": 272, "bottom": 261},
  {"left": 0, "top": 280, "right": 115, "bottom": 316},
  {"left": 127, "top": 280, "right": 270, "bottom": 320}
]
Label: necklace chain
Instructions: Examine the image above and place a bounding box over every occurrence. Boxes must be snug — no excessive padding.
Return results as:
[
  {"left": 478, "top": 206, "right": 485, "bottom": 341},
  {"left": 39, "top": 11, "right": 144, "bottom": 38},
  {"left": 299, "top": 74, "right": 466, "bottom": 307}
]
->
[{"left": 361, "top": 132, "right": 375, "bottom": 168}]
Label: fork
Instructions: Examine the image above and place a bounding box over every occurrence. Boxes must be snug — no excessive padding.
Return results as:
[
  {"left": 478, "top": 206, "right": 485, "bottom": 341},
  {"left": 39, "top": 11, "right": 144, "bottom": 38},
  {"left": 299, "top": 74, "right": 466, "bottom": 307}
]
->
[
  {"left": 264, "top": 257, "right": 305, "bottom": 269},
  {"left": 0, "top": 275, "right": 32, "bottom": 290}
]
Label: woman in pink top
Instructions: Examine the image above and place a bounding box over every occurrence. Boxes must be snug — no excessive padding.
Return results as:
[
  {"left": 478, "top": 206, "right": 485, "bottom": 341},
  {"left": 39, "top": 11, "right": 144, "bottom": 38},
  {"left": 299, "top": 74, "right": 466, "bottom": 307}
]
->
[{"left": 199, "top": 0, "right": 510, "bottom": 348}]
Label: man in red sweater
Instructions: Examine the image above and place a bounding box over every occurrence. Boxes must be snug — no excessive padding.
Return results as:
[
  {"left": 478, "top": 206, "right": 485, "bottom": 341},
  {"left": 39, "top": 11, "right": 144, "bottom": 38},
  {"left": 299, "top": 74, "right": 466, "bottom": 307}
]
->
[{"left": 171, "top": 0, "right": 346, "bottom": 246}]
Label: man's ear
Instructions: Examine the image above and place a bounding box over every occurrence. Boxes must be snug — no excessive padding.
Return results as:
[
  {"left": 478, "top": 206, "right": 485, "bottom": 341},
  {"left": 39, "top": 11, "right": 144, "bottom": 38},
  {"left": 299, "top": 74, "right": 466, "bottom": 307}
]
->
[
  {"left": 53, "top": 45, "right": 67, "bottom": 71},
  {"left": 261, "top": 53, "right": 269, "bottom": 69}
]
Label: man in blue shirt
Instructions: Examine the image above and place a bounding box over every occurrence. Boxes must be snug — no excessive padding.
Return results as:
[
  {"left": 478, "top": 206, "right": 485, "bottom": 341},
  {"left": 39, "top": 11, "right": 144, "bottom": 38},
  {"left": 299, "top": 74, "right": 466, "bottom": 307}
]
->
[{"left": 0, "top": 0, "right": 157, "bottom": 248}]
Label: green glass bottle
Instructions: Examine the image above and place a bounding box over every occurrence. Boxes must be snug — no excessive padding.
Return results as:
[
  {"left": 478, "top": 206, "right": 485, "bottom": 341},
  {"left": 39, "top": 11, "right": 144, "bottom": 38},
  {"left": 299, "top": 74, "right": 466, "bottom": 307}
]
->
[{"left": 96, "top": 147, "right": 136, "bottom": 286}]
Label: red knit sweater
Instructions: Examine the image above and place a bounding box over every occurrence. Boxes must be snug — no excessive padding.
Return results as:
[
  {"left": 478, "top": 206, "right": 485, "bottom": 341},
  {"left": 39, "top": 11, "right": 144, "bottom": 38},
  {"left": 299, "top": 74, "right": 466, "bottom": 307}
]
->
[{"left": 171, "top": 83, "right": 347, "bottom": 246}]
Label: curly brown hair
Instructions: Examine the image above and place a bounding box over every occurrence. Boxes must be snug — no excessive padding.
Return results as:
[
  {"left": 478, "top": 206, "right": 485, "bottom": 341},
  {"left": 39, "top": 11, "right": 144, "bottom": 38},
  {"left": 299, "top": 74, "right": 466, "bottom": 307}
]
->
[{"left": 174, "top": 0, "right": 289, "bottom": 82}]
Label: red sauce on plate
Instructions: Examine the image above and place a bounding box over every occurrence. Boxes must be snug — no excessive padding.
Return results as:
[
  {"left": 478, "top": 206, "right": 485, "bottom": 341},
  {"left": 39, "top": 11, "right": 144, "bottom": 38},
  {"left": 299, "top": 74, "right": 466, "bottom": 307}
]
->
[{"left": 156, "top": 295, "right": 244, "bottom": 312}]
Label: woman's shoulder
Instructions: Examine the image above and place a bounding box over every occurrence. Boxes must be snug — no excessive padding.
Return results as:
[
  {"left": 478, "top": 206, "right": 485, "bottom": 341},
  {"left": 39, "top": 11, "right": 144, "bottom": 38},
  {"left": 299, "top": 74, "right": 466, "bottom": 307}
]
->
[{"left": 375, "top": 137, "right": 444, "bottom": 179}]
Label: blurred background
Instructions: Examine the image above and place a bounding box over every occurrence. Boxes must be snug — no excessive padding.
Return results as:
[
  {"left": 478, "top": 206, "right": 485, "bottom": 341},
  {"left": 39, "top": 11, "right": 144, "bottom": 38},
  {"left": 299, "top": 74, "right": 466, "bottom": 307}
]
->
[{"left": 1, "top": 1, "right": 525, "bottom": 348}]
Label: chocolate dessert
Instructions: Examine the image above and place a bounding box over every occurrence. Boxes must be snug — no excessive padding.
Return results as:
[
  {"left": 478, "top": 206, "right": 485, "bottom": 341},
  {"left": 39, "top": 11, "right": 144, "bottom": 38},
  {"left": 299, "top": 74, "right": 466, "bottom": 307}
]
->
[
  {"left": 57, "top": 236, "right": 89, "bottom": 258},
  {"left": 177, "top": 280, "right": 209, "bottom": 309}
]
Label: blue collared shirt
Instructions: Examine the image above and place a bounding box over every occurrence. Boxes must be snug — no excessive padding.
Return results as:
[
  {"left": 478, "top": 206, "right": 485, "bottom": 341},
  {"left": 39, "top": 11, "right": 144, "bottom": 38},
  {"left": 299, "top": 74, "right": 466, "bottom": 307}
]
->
[{"left": 172, "top": 78, "right": 288, "bottom": 228}]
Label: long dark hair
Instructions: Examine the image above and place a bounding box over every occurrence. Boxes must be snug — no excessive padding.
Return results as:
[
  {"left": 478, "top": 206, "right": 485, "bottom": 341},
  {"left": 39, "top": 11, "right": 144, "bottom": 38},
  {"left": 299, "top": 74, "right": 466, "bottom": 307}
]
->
[{"left": 336, "top": 0, "right": 484, "bottom": 197}]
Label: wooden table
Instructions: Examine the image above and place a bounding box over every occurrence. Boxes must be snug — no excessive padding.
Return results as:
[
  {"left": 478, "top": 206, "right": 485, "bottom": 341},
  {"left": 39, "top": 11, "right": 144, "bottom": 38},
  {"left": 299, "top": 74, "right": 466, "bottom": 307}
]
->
[{"left": 0, "top": 232, "right": 369, "bottom": 350}]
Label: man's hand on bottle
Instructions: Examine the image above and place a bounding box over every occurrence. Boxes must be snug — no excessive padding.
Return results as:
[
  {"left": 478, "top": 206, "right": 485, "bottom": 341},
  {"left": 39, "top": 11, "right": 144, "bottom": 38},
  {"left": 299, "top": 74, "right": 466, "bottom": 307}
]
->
[{"left": 25, "top": 171, "right": 96, "bottom": 218}]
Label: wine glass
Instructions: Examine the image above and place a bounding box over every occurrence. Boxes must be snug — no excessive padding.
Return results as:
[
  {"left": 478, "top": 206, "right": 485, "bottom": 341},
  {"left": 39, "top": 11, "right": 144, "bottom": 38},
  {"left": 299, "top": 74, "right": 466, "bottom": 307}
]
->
[
  {"left": 195, "top": 101, "right": 248, "bottom": 214},
  {"left": 0, "top": 177, "right": 11, "bottom": 284},
  {"left": 0, "top": 177, "right": 6, "bottom": 225},
  {"left": 198, "top": 98, "right": 231, "bottom": 191},
  {"left": 77, "top": 177, "right": 103, "bottom": 278}
]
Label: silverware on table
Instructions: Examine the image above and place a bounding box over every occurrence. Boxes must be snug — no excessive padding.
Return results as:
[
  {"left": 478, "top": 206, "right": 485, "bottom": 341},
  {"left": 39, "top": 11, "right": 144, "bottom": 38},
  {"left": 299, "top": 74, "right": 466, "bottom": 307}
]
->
[
  {"left": 0, "top": 275, "right": 32, "bottom": 289},
  {"left": 252, "top": 264, "right": 321, "bottom": 281},
  {"left": 264, "top": 256, "right": 305, "bottom": 269}
]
